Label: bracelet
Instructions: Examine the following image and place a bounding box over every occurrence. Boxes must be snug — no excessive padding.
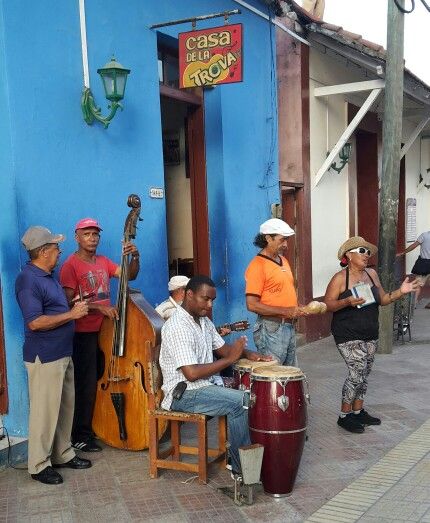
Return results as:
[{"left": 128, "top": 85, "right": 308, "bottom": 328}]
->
[{"left": 131, "top": 253, "right": 140, "bottom": 260}]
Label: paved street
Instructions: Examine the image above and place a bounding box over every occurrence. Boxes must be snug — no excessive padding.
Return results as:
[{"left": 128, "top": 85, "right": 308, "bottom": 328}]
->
[{"left": 1, "top": 305, "right": 430, "bottom": 522}]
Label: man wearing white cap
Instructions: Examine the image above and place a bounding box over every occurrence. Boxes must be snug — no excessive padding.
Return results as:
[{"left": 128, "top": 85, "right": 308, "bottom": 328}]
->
[
  {"left": 156, "top": 275, "right": 190, "bottom": 320},
  {"left": 245, "top": 218, "right": 308, "bottom": 365},
  {"left": 59, "top": 218, "right": 139, "bottom": 452}
]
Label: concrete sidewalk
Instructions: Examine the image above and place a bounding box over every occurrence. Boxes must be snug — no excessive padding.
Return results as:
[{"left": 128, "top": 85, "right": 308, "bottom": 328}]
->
[{"left": 0, "top": 307, "right": 430, "bottom": 522}]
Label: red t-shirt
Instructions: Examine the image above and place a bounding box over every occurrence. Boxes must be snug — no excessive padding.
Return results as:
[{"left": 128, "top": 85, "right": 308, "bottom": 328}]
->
[{"left": 59, "top": 254, "right": 118, "bottom": 332}]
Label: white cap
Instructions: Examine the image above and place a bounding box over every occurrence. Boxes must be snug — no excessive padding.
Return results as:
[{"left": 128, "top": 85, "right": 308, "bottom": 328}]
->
[
  {"left": 259, "top": 218, "right": 295, "bottom": 237},
  {"left": 168, "top": 275, "right": 190, "bottom": 291}
]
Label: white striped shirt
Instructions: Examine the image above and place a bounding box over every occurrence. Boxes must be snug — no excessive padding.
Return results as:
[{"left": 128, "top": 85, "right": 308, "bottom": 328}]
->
[{"left": 159, "top": 305, "right": 224, "bottom": 409}]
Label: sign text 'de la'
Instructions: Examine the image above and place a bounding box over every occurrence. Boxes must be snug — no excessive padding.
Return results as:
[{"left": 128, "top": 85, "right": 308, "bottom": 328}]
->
[{"left": 179, "top": 24, "right": 242, "bottom": 88}]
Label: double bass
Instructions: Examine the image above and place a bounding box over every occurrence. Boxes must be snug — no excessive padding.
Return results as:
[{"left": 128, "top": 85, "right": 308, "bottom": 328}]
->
[{"left": 92, "top": 194, "right": 165, "bottom": 450}]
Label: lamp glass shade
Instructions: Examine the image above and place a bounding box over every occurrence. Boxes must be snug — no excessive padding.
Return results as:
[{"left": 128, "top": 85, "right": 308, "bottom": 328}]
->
[
  {"left": 341, "top": 142, "right": 352, "bottom": 160},
  {"left": 97, "top": 57, "right": 130, "bottom": 102}
]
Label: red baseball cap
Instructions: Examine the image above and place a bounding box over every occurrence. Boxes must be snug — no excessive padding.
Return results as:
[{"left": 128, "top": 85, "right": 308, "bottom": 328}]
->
[{"left": 75, "top": 218, "right": 103, "bottom": 231}]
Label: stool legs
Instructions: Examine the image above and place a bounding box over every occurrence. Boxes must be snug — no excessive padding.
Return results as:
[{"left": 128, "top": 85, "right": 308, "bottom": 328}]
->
[
  {"left": 197, "top": 419, "right": 208, "bottom": 484},
  {"left": 171, "top": 421, "right": 180, "bottom": 460},
  {"left": 218, "top": 416, "right": 227, "bottom": 468},
  {"left": 149, "top": 416, "right": 159, "bottom": 479}
]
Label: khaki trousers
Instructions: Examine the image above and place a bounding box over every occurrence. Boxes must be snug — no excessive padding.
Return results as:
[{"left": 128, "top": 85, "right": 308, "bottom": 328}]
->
[{"left": 25, "top": 356, "right": 76, "bottom": 474}]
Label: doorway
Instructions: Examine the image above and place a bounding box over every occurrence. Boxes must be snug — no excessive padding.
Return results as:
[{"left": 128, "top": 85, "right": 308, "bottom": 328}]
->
[
  {"left": 159, "top": 59, "right": 210, "bottom": 279},
  {"left": 355, "top": 130, "right": 406, "bottom": 269}
]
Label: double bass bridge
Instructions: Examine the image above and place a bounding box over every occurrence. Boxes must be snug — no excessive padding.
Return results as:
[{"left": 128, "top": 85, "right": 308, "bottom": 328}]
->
[{"left": 108, "top": 375, "right": 132, "bottom": 383}]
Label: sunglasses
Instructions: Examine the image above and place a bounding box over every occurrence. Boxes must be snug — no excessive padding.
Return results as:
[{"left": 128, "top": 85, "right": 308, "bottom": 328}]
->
[{"left": 348, "top": 247, "right": 371, "bottom": 256}]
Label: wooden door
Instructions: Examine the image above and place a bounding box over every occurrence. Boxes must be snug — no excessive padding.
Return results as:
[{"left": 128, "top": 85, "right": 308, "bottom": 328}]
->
[
  {"left": 282, "top": 188, "right": 297, "bottom": 279},
  {"left": 356, "top": 130, "right": 379, "bottom": 247},
  {"left": 186, "top": 105, "right": 210, "bottom": 277}
]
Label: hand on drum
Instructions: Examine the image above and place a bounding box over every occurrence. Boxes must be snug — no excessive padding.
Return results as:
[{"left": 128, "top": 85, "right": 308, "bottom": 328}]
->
[
  {"left": 229, "top": 336, "right": 247, "bottom": 362},
  {"left": 245, "top": 350, "right": 274, "bottom": 363}
]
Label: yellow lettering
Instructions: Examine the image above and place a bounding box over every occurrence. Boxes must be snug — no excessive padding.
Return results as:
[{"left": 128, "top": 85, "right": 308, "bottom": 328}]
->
[
  {"left": 207, "top": 33, "right": 219, "bottom": 47},
  {"left": 219, "top": 31, "right": 231, "bottom": 46},
  {"left": 199, "top": 70, "right": 212, "bottom": 84},
  {"left": 196, "top": 34, "right": 208, "bottom": 49},
  {"left": 208, "top": 62, "right": 222, "bottom": 79},
  {"left": 226, "top": 52, "right": 237, "bottom": 67},
  {"left": 189, "top": 69, "right": 203, "bottom": 86},
  {"left": 185, "top": 36, "right": 196, "bottom": 50}
]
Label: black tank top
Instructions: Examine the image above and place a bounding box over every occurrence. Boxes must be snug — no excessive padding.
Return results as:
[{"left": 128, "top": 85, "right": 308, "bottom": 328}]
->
[{"left": 331, "top": 267, "right": 380, "bottom": 344}]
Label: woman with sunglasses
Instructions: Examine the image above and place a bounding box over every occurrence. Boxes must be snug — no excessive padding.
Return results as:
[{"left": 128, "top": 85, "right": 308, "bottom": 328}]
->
[{"left": 324, "top": 236, "right": 419, "bottom": 434}]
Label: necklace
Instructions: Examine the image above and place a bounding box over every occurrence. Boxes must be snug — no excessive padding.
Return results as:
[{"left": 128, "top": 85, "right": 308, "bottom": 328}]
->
[{"left": 349, "top": 268, "right": 366, "bottom": 284}]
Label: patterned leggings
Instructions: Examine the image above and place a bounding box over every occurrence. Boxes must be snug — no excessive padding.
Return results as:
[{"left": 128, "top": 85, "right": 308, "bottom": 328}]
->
[{"left": 336, "top": 339, "right": 378, "bottom": 404}]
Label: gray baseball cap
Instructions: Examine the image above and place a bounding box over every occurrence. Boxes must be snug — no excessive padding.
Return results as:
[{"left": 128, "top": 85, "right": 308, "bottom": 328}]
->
[{"left": 21, "top": 226, "right": 65, "bottom": 251}]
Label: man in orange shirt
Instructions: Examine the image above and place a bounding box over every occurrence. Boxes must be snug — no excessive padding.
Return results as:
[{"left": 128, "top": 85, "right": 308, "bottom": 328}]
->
[{"left": 245, "top": 219, "right": 308, "bottom": 365}]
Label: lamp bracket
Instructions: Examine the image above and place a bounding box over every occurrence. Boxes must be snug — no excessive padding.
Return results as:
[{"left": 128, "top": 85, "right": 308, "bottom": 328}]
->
[
  {"left": 81, "top": 87, "right": 122, "bottom": 128},
  {"left": 326, "top": 143, "right": 352, "bottom": 175}
]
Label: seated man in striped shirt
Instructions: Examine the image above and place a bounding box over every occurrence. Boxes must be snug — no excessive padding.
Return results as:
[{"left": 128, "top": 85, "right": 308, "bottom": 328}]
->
[{"left": 159, "top": 275, "right": 271, "bottom": 477}]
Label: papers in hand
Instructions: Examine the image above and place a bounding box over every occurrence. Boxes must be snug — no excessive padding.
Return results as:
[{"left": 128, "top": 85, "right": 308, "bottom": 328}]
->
[{"left": 352, "top": 283, "right": 376, "bottom": 308}]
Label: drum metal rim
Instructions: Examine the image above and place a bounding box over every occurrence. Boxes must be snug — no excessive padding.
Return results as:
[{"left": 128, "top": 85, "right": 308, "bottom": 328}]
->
[
  {"left": 250, "top": 375, "right": 305, "bottom": 382},
  {"left": 249, "top": 426, "right": 307, "bottom": 435},
  {"left": 233, "top": 364, "right": 252, "bottom": 372},
  {"left": 265, "top": 491, "right": 293, "bottom": 498}
]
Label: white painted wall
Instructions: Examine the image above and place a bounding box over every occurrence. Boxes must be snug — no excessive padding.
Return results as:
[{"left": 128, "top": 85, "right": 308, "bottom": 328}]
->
[
  {"left": 403, "top": 121, "right": 430, "bottom": 272},
  {"left": 308, "top": 48, "right": 430, "bottom": 298},
  {"left": 309, "top": 49, "right": 361, "bottom": 297}
]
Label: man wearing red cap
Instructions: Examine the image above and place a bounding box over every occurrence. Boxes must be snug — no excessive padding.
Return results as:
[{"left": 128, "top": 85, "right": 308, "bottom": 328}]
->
[{"left": 59, "top": 218, "right": 140, "bottom": 452}]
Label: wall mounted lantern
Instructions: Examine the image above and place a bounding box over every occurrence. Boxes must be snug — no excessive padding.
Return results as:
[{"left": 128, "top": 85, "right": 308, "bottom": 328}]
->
[
  {"left": 81, "top": 57, "right": 131, "bottom": 128},
  {"left": 328, "top": 142, "right": 352, "bottom": 174}
]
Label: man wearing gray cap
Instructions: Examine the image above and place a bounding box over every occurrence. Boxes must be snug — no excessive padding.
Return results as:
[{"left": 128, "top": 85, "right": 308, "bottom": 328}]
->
[
  {"left": 155, "top": 275, "right": 190, "bottom": 320},
  {"left": 245, "top": 218, "right": 308, "bottom": 365},
  {"left": 15, "top": 226, "right": 91, "bottom": 485}
]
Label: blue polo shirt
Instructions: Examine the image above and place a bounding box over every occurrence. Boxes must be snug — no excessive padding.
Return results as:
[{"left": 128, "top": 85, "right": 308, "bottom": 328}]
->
[{"left": 15, "top": 262, "right": 74, "bottom": 363}]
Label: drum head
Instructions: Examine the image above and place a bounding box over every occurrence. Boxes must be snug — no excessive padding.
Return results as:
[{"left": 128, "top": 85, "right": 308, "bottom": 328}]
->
[
  {"left": 234, "top": 358, "right": 276, "bottom": 372},
  {"left": 251, "top": 365, "right": 304, "bottom": 380}
]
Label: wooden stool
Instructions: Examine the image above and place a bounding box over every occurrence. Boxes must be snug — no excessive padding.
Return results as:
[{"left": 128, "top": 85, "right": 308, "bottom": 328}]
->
[{"left": 147, "top": 351, "right": 227, "bottom": 484}]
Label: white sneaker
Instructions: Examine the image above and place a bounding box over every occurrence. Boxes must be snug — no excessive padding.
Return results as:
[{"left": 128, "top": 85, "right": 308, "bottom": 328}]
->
[{"left": 231, "top": 471, "right": 243, "bottom": 482}]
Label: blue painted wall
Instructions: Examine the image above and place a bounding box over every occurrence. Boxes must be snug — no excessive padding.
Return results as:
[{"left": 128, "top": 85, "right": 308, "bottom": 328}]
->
[{"left": 0, "top": 0, "right": 280, "bottom": 436}]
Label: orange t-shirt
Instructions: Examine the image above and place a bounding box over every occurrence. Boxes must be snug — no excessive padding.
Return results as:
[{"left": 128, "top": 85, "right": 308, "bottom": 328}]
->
[{"left": 245, "top": 254, "right": 298, "bottom": 307}]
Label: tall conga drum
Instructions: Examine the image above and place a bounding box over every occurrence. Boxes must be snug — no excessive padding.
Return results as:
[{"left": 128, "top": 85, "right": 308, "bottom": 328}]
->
[
  {"left": 249, "top": 366, "right": 308, "bottom": 497},
  {"left": 233, "top": 358, "right": 277, "bottom": 391}
]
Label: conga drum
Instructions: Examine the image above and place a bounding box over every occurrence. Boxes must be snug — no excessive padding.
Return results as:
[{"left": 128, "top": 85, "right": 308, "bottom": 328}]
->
[
  {"left": 232, "top": 358, "right": 277, "bottom": 391},
  {"left": 249, "top": 366, "right": 309, "bottom": 497}
]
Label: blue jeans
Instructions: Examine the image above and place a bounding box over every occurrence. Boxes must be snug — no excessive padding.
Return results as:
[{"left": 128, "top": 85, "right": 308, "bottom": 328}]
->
[
  {"left": 171, "top": 385, "right": 250, "bottom": 474},
  {"left": 253, "top": 317, "right": 297, "bottom": 365}
]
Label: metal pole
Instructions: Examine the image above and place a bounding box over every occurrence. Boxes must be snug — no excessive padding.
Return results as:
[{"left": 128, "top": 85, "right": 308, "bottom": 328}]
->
[
  {"left": 150, "top": 9, "right": 240, "bottom": 29},
  {"left": 378, "top": 0, "right": 405, "bottom": 354}
]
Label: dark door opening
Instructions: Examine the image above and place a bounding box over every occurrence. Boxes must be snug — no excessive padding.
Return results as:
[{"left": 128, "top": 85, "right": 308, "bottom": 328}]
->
[{"left": 159, "top": 81, "right": 210, "bottom": 279}]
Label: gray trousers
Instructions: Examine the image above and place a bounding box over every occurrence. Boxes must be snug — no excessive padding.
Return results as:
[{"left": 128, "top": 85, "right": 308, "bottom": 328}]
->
[{"left": 25, "top": 356, "right": 76, "bottom": 474}]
